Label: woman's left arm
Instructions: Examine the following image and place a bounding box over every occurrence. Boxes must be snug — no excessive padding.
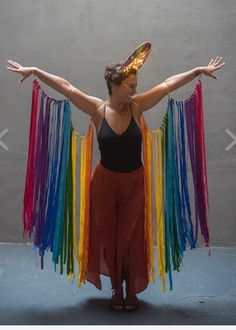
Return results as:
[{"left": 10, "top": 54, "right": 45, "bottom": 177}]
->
[{"left": 133, "top": 56, "right": 225, "bottom": 112}]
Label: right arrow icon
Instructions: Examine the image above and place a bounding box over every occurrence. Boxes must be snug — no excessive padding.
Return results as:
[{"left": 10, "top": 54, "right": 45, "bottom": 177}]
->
[{"left": 225, "top": 129, "right": 236, "bottom": 151}]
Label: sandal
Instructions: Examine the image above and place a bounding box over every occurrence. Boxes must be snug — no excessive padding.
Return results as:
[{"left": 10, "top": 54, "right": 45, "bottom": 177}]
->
[
  {"left": 110, "top": 291, "right": 124, "bottom": 311},
  {"left": 124, "top": 294, "right": 139, "bottom": 311}
]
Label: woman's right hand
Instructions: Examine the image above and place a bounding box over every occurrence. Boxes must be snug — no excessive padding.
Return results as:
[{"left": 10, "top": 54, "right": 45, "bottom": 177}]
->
[{"left": 6, "top": 60, "right": 35, "bottom": 83}]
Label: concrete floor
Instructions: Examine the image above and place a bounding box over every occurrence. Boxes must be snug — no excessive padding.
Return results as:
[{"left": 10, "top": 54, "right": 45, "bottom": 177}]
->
[{"left": 0, "top": 243, "right": 236, "bottom": 325}]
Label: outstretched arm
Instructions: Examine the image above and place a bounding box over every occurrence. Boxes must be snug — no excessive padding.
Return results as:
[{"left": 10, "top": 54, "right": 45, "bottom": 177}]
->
[
  {"left": 133, "top": 56, "right": 225, "bottom": 112},
  {"left": 6, "top": 60, "right": 103, "bottom": 117}
]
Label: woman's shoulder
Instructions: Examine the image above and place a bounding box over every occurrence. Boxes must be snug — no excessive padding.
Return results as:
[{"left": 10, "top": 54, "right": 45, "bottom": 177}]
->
[
  {"left": 91, "top": 101, "right": 106, "bottom": 130},
  {"left": 130, "top": 97, "right": 143, "bottom": 118}
]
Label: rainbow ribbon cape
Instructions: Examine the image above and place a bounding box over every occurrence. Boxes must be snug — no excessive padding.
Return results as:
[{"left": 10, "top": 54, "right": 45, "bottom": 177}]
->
[{"left": 23, "top": 79, "right": 209, "bottom": 291}]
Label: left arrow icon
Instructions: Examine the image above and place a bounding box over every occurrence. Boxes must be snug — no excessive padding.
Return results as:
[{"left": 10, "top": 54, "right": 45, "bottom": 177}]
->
[{"left": 0, "top": 129, "right": 9, "bottom": 151}]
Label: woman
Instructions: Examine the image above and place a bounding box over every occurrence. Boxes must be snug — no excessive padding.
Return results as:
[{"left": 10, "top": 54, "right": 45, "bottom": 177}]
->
[{"left": 7, "top": 54, "right": 224, "bottom": 311}]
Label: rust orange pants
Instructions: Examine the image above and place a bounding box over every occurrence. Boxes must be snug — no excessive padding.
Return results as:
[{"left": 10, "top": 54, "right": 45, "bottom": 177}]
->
[{"left": 86, "top": 162, "right": 149, "bottom": 295}]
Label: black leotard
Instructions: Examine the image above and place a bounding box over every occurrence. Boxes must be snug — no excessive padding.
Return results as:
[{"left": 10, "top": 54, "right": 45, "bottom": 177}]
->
[{"left": 97, "top": 103, "right": 142, "bottom": 172}]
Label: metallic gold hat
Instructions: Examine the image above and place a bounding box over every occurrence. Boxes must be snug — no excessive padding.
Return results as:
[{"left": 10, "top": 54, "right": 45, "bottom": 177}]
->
[{"left": 118, "top": 41, "right": 151, "bottom": 73}]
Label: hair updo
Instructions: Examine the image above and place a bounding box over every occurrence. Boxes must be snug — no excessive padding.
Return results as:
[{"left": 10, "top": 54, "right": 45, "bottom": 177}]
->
[{"left": 104, "top": 61, "right": 137, "bottom": 95}]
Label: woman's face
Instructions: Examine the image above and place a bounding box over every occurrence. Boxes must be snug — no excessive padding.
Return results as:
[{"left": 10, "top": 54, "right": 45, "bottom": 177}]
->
[{"left": 112, "top": 74, "right": 137, "bottom": 104}]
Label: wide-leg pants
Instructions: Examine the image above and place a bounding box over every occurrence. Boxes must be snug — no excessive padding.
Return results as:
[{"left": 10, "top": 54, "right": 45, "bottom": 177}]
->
[{"left": 86, "top": 162, "right": 149, "bottom": 295}]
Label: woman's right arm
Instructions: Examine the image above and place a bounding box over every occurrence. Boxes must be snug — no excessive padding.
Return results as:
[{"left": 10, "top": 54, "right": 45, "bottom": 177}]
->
[{"left": 6, "top": 60, "right": 103, "bottom": 117}]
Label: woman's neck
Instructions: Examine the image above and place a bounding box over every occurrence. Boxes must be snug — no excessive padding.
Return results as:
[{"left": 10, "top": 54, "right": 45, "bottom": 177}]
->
[{"left": 107, "top": 96, "right": 129, "bottom": 114}]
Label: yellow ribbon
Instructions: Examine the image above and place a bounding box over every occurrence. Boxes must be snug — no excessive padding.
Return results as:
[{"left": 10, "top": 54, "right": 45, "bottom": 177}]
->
[
  {"left": 153, "top": 130, "right": 166, "bottom": 292},
  {"left": 78, "top": 121, "right": 93, "bottom": 287},
  {"left": 141, "top": 116, "right": 155, "bottom": 283}
]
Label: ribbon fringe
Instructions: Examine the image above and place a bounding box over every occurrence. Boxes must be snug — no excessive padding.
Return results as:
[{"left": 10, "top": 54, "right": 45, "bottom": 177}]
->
[{"left": 141, "top": 79, "right": 209, "bottom": 291}]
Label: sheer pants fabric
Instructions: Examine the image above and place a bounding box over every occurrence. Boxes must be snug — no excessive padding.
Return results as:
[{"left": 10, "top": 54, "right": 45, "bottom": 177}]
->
[{"left": 86, "top": 162, "right": 149, "bottom": 295}]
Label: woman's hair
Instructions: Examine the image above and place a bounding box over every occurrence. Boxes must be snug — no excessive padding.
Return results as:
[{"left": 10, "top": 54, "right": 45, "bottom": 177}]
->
[{"left": 104, "top": 61, "right": 137, "bottom": 95}]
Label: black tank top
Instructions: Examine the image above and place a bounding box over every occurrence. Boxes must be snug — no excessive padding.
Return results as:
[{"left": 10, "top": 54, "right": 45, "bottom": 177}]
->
[{"left": 97, "top": 103, "right": 142, "bottom": 172}]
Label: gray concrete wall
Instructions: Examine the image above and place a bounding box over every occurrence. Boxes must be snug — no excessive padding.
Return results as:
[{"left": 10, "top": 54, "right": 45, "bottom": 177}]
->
[{"left": 0, "top": 0, "right": 235, "bottom": 245}]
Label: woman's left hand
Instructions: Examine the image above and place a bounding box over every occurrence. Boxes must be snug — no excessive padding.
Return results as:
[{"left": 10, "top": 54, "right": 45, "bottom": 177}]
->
[{"left": 202, "top": 56, "right": 225, "bottom": 80}]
